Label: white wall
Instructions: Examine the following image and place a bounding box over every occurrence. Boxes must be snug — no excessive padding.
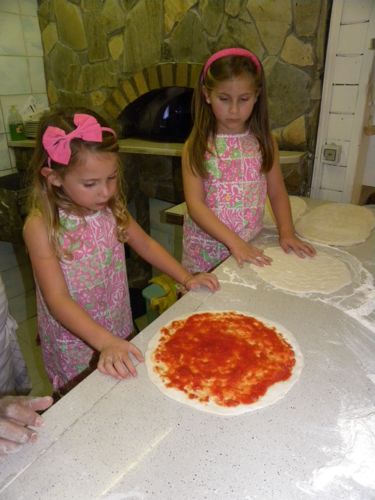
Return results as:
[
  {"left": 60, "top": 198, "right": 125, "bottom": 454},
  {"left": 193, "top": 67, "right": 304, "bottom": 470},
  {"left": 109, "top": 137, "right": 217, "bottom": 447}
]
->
[
  {"left": 311, "top": 0, "right": 375, "bottom": 203},
  {"left": 0, "top": 0, "right": 48, "bottom": 178}
]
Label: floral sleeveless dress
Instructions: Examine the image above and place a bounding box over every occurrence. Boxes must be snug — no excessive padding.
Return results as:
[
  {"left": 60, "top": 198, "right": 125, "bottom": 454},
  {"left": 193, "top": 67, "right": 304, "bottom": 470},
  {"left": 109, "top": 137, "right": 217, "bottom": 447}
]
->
[
  {"left": 36, "top": 208, "right": 133, "bottom": 393},
  {"left": 182, "top": 132, "right": 267, "bottom": 273}
]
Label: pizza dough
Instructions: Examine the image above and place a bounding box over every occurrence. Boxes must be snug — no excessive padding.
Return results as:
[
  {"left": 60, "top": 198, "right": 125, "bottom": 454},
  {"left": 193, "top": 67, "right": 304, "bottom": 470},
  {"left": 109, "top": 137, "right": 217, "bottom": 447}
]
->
[
  {"left": 295, "top": 203, "right": 375, "bottom": 246},
  {"left": 252, "top": 247, "right": 351, "bottom": 294},
  {"left": 263, "top": 196, "right": 307, "bottom": 228},
  {"left": 145, "top": 311, "right": 303, "bottom": 416}
]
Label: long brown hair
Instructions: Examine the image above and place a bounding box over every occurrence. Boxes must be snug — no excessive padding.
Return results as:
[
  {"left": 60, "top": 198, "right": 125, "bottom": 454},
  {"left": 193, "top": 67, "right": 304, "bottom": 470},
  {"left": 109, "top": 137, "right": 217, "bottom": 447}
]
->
[
  {"left": 186, "top": 50, "right": 274, "bottom": 177},
  {"left": 26, "top": 108, "right": 130, "bottom": 256}
]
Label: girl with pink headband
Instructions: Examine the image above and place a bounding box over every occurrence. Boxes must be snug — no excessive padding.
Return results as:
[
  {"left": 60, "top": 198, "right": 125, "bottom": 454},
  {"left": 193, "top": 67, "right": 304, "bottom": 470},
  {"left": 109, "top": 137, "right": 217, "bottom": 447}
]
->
[
  {"left": 182, "top": 48, "right": 315, "bottom": 273},
  {"left": 24, "top": 108, "right": 219, "bottom": 395}
]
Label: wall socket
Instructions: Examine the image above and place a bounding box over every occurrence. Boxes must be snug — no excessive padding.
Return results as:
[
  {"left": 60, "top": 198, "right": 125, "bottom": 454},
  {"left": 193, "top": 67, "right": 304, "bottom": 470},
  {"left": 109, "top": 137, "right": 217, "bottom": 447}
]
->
[{"left": 322, "top": 143, "right": 341, "bottom": 164}]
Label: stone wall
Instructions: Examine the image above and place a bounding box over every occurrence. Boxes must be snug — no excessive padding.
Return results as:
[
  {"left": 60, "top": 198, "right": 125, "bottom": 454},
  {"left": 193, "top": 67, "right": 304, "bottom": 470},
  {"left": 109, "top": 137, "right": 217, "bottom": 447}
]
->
[{"left": 39, "top": 0, "right": 332, "bottom": 189}]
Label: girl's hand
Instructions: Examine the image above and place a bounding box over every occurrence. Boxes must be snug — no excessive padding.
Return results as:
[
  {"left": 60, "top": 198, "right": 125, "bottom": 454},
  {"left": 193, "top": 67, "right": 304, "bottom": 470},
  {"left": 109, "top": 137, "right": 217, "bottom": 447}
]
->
[
  {"left": 279, "top": 234, "right": 316, "bottom": 257},
  {"left": 183, "top": 273, "right": 220, "bottom": 292},
  {"left": 230, "top": 240, "right": 272, "bottom": 267},
  {"left": 97, "top": 338, "right": 144, "bottom": 380}
]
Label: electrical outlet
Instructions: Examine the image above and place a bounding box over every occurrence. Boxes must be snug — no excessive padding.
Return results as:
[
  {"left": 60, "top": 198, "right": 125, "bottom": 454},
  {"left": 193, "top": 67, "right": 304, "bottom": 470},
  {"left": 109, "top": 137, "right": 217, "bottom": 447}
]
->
[{"left": 322, "top": 143, "right": 341, "bottom": 164}]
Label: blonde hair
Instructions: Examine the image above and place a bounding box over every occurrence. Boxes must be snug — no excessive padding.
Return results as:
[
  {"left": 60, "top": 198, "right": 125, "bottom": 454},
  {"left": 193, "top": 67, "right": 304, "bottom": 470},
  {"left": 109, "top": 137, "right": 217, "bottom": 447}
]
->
[
  {"left": 186, "top": 50, "right": 274, "bottom": 178},
  {"left": 26, "top": 108, "right": 130, "bottom": 257}
]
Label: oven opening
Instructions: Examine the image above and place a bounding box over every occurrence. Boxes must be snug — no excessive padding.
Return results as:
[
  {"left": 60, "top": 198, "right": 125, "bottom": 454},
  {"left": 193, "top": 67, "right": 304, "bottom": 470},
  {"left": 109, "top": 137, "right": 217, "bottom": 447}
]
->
[{"left": 119, "top": 86, "right": 194, "bottom": 142}]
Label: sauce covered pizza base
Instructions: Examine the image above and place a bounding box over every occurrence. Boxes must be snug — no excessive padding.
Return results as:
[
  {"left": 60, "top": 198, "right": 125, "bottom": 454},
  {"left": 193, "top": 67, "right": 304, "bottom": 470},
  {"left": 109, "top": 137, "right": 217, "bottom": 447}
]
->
[{"left": 145, "top": 311, "right": 303, "bottom": 416}]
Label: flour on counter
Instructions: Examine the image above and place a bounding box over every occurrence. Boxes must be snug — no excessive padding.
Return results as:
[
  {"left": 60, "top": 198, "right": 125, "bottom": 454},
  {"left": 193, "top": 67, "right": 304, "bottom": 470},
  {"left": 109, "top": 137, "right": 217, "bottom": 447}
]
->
[
  {"left": 220, "top": 267, "right": 257, "bottom": 289},
  {"left": 226, "top": 233, "right": 375, "bottom": 334},
  {"left": 319, "top": 246, "right": 375, "bottom": 334},
  {"left": 298, "top": 407, "right": 375, "bottom": 497}
]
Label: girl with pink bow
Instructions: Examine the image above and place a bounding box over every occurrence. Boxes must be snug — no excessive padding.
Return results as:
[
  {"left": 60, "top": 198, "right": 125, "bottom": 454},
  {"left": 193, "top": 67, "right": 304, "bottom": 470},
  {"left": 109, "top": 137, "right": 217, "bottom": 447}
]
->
[
  {"left": 182, "top": 48, "right": 315, "bottom": 273},
  {"left": 23, "top": 109, "right": 219, "bottom": 395}
]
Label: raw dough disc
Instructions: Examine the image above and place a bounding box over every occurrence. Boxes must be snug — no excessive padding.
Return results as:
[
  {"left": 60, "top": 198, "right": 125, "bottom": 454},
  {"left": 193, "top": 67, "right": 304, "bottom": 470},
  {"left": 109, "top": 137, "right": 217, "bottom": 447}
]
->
[
  {"left": 253, "top": 246, "right": 351, "bottom": 294},
  {"left": 263, "top": 196, "right": 307, "bottom": 228},
  {"left": 146, "top": 311, "right": 303, "bottom": 416},
  {"left": 295, "top": 203, "right": 375, "bottom": 246}
]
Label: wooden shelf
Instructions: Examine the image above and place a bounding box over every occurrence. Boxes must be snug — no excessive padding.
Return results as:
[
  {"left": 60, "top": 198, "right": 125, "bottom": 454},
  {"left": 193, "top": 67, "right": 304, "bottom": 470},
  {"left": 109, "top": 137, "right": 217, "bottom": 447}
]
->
[
  {"left": 118, "top": 138, "right": 183, "bottom": 156},
  {"left": 364, "top": 125, "right": 375, "bottom": 136},
  {"left": 8, "top": 137, "right": 306, "bottom": 162},
  {"left": 8, "top": 139, "right": 35, "bottom": 148},
  {"left": 8, "top": 138, "right": 184, "bottom": 156}
]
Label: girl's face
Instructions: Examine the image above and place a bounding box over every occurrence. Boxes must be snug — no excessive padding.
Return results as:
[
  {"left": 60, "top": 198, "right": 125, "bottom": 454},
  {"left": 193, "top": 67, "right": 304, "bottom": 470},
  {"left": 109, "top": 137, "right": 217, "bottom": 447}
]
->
[
  {"left": 204, "top": 73, "right": 258, "bottom": 134},
  {"left": 50, "top": 150, "right": 119, "bottom": 213}
]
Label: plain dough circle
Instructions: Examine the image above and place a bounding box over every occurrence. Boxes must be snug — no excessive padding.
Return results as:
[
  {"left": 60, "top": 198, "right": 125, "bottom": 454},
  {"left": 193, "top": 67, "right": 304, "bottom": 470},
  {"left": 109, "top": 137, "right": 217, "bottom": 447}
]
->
[
  {"left": 263, "top": 196, "right": 307, "bottom": 228},
  {"left": 295, "top": 203, "right": 375, "bottom": 246},
  {"left": 145, "top": 311, "right": 303, "bottom": 416},
  {"left": 253, "top": 247, "right": 351, "bottom": 294}
]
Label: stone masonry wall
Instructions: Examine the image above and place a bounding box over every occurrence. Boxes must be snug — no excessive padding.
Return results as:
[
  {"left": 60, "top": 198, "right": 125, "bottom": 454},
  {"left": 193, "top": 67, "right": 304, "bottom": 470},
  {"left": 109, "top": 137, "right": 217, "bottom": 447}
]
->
[
  {"left": 36, "top": 0, "right": 332, "bottom": 287},
  {"left": 39, "top": 0, "right": 332, "bottom": 191}
]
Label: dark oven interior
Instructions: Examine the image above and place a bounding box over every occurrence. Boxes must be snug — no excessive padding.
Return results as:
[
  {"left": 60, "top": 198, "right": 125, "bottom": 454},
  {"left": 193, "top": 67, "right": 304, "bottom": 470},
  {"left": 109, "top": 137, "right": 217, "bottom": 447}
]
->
[{"left": 119, "top": 87, "right": 194, "bottom": 142}]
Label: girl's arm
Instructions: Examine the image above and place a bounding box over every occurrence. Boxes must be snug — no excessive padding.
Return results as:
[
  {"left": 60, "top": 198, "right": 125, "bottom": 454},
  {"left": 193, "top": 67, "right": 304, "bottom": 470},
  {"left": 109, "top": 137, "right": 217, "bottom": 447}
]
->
[
  {"left": 182, "top": 142, "right": 270, "bottom": 267},
  {"left": 125, "top": 214, "right": 219, "bottom": 292},
  {"left": 23, "top": 215, "right": 144, "bottom": 380},
  {"left": 267, "top": 138, "right": 315, "bottom": 257}
]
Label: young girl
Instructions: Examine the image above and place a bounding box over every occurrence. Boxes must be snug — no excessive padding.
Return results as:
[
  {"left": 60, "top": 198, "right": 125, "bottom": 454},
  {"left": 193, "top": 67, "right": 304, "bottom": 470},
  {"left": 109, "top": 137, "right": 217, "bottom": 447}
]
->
[
  {"left": 182, "top": 48, "right": 315, "bottom": 273},
  {"left": 24, "top": 109, "right": 219, "bottom": 394}
]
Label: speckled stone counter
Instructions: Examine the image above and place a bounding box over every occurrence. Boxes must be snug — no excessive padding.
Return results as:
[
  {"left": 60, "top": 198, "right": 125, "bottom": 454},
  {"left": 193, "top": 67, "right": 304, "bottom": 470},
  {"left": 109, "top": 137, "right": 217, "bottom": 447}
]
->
[{"left": 1, "top": 203, "right": 374, "bottom": 500}]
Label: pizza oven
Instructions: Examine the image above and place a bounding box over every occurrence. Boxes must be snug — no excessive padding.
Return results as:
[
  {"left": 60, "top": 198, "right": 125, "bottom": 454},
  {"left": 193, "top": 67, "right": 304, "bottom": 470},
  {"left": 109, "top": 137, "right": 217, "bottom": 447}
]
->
[{"left": 119, "top": 86, "right": 194, "bottom": 143}]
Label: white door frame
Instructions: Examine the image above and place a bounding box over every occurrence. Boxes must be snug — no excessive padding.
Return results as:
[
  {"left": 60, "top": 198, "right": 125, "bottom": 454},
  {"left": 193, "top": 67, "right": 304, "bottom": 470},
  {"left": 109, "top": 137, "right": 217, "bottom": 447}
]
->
[{"left": 311, "top": 0, "right": 375, "bottom": 203}]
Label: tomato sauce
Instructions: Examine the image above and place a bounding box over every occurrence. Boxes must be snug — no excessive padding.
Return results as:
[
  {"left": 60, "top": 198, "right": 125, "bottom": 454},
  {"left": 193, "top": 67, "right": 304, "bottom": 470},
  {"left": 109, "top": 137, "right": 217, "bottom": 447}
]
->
[{"left": 154, "top": 312, "right": 295, "bottom": 407}]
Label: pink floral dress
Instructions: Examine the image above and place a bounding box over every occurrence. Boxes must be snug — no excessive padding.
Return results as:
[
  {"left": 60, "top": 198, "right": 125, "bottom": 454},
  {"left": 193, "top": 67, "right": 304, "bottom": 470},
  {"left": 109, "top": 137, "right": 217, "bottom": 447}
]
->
[
  {"left": 36, "top": 208, "right": 133, "bottom": 393},
  {"left": 182, "top": 132, "right": 267, "bottom": 272}
]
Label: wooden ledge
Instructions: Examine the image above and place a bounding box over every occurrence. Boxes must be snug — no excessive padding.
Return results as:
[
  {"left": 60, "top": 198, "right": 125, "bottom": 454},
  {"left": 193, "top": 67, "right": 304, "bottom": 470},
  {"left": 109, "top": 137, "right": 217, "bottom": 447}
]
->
[
  {"left": 8, "top": 138, "right": 307, "bottom": 163},
  {"left": 364, "top": 125, "right": 375, "bottom": 136}
]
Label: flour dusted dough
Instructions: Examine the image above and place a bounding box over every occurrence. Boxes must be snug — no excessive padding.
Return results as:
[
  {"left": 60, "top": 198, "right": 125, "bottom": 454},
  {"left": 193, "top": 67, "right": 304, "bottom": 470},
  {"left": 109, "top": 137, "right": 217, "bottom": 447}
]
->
[
  {"left": 263, "top": 196, "right": 307, "bottom": 228},
  {"left": 145, "top": 311, "right": 303, "bottom": 416},
  {"left": 295, "top": 203, "right": 375, "bottom": 246},
  {"left": 253, "top": 247, "right": 351, "bottom": 294}
]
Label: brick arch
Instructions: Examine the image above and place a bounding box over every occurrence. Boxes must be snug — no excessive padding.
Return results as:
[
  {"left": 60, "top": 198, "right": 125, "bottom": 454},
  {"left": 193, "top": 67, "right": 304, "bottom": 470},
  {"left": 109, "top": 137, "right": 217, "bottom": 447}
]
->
[{"left": 103, "top": 62, "right": 202, "bottom": 121}]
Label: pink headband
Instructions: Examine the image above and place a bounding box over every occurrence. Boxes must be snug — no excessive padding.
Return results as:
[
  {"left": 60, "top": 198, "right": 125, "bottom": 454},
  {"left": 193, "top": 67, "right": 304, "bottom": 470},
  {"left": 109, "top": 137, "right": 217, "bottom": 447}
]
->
[
  {"left": 202, "top": 48, "right": 261, "bottom": 81},
  {"left": 42, "top": 113, "right": 116, "bottom": 166}
]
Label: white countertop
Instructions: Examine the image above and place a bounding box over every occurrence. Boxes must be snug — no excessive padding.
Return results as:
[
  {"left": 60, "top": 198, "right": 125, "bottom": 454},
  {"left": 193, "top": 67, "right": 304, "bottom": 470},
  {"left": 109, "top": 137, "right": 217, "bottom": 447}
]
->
[{"left": 1, "top": 203, "right": 375, "bottom": 500}]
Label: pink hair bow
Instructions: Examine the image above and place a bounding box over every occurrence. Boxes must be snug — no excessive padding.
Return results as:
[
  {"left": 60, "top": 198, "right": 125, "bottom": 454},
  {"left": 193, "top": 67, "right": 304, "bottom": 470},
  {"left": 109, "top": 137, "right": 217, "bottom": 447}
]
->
[{"left": 42, "top": 113, "right": 116, "bottom": 166}]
